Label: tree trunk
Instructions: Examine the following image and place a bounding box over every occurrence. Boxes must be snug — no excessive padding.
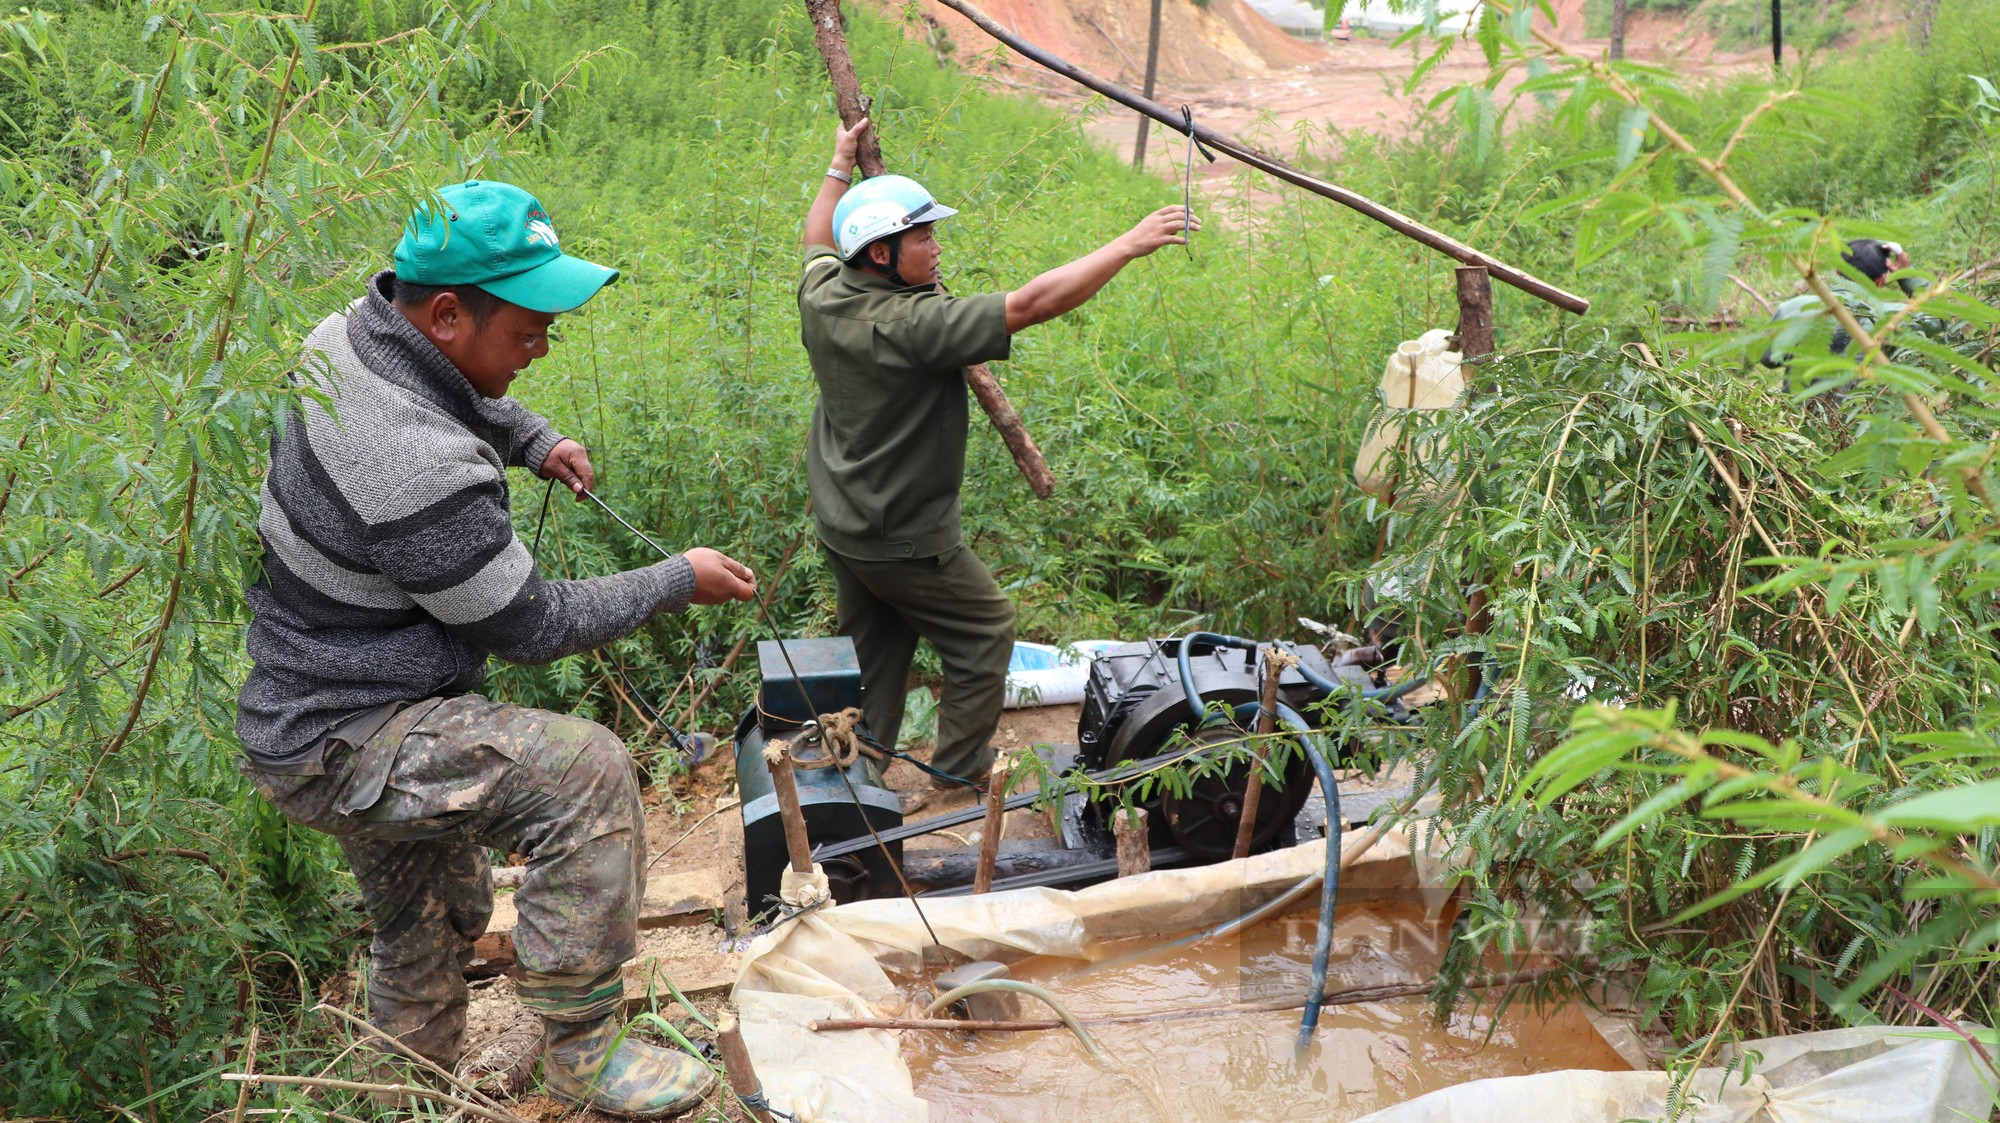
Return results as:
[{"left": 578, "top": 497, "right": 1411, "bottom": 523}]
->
[
  {"left": 1131, "top": 0, "right": 1163, "bottom": 168},
  {"left": 1608, "top": 0, "right": 1628, "bottom": 60}
]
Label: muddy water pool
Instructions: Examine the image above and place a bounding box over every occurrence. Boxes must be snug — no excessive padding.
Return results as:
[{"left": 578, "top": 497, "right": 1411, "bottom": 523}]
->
[{"left": 902, "top": 901, "right": 1627, "bottom": 1123}]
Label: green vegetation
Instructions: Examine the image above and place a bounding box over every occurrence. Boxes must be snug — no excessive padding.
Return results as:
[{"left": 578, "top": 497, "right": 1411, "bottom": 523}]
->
[{"left": 2, "top": 0, "right": 1998, "bottom": 1117}]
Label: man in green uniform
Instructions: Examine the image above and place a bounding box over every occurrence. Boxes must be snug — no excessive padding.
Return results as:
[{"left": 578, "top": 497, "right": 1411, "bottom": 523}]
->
[{"left": 797, "top": 118, "right": 1197, "bottom": 785}]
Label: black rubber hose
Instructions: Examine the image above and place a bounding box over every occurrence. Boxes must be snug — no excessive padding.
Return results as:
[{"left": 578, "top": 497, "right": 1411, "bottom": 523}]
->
[
  {"left": 1269, "top": 700, "right": 1341, "bottom": 1056},
  {"left": 1176, "top": 631, "right": 1258, "bottom": 718},
  {"left": 1288, "top": 650, "right": 1429, "bottom": 704}
]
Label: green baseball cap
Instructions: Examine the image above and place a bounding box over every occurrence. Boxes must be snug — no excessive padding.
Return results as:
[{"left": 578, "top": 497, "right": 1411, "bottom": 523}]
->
[{"left": 393, "top": 181, "right": 618, "bottom": 314}]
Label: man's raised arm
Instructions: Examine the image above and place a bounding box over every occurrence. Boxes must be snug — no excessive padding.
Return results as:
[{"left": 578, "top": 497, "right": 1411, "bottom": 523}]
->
[
  {"left": 805, "top": 117, "right": 872, "bottom": 251},
  {"left": 1002, "top": 205, "right": 1199, "bottom": 334}
]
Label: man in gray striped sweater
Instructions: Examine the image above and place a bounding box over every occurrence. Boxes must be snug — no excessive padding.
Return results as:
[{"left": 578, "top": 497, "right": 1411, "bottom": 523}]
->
[{"left": 238, "top": 181, "right": 755, "bottom": 1117}]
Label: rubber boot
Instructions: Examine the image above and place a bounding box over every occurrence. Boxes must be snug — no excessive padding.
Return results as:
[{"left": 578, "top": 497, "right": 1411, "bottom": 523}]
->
[{"left": 541, "top": 1013, "right": 716, "bottom": 1119}]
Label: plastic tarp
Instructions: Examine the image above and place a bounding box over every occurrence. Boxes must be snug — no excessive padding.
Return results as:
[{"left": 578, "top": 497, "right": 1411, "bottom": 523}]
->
[
  {"left": 730, "top": 827, "right": 1454, "bottom": 1122},
  {"left": 729, "top": 825, "right": 1990, "bottom": 1123},
  {"left": 1349, "top": 1025, "right": 1994, "bottom": 1123}
]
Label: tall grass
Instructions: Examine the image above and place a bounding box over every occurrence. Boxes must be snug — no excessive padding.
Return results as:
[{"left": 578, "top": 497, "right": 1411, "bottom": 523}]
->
[{"left": 4, "top": 0, "right": 1998, "bottom": 1116}]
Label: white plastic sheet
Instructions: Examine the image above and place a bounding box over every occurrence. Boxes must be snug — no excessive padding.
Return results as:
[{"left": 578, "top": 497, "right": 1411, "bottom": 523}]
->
[
  {"left": 730, "top": 822, "right": 1988, "bottom": 1123},
  {"left": 1348, "top": 1025, "right": 1993, "bottom": 1123},
  {"left": 731, "top": 829, "right": 1446, "bottom": 1122}
]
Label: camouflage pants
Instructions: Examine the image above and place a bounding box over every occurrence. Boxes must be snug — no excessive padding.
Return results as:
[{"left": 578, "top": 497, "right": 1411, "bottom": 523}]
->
[{"left": 247, "top": 695, "right": 645, "bottom": 1066}]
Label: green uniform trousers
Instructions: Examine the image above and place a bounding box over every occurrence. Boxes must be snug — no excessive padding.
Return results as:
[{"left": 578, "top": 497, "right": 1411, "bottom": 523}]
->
[
  {"left": 245, "top": 695, "right": 646, "bottom": 1066},
  {"left": 822, "top": 542, "right": 1015, "bottom": 781}
]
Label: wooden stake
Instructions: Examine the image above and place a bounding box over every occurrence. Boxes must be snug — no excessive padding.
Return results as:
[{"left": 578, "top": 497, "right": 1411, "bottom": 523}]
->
[
  {"left": 715, "top": 1012, "right": 774, "bottom": 1123},
  {"left": 764, "top": 741, "right": 816, "bottom": 876},
  {"left": 973, "top": 754, "right": 1010, "bottom": 893},
  {"left": 1232, "top": 646, "right": 1284, "bottom": 860},
  {"left": 1131, "top": 0, "right": 1162, "bottom": 168},
  {"left": 1455, "top": 265, "right": 1496, "bottom": 698},
  {"left": 1114, "top": 805, "right": 1151, "bottom": 877},
  {"left": 1454, "top": 265, "right": 1496, "bottom": 386},
  {"left": 802, "top": 0, "right": 1057, "bottom": 499}
]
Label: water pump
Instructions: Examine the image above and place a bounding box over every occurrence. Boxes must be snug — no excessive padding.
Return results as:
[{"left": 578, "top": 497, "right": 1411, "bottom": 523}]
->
[{"left": 1076, "top": 636, "right": 1389, "bottom": 858}]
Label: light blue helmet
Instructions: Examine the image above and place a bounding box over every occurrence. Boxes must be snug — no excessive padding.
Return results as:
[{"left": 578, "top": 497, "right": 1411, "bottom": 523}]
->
[{"left": 832, "top": 174, "right": 958, "bottom": 261}]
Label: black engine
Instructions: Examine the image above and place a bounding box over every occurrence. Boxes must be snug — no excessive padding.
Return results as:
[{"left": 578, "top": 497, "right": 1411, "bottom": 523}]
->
[{"left": 1077, "top": 637, "right": 1388, "bottom": 859}]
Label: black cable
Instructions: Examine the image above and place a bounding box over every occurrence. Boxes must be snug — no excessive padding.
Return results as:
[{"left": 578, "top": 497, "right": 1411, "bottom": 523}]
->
[
  {"left": 573, "top": 486, "right": 947, "bottom": 945},
  {"left": 529, "top": 479, "right": 696, "bottom": 760},
  {"left": 532, "top": 477, "right": 556, "bottom": 558}
]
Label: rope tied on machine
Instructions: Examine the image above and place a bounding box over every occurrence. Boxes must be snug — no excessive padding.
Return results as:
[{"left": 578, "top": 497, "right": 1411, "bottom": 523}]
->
[
  {"left": 769, "top": 706, "right": 874, "bottom": 770},
  {"left": 763, "top": 705, "right": 982, "bottom": 789}
]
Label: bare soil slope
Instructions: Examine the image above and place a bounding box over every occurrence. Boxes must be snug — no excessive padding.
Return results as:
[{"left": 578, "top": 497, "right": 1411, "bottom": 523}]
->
[{"left": 872, "top": 0, "right": 1324, "bottom": 86}]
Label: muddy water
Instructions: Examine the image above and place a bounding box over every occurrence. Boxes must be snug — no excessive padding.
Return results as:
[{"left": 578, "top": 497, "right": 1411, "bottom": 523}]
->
[{"left": 903, "top": 902, "right": 1627, "bottom": 1123}]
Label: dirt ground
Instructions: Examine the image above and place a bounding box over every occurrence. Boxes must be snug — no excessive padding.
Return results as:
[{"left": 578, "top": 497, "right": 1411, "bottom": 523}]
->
[{"left": 885, "top": 0, "right": 1771, "bottom": 200}]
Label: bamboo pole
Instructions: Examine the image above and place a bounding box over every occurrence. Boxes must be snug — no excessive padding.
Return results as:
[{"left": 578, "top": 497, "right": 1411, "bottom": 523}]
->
[
  {"left": 928, "top": 0, "right": 1589, "bottom": 315},
  {"left": 972, "top": 754, "right": 1010, "bottom": 893},
  {"left": 802, "top": 0, "right": 1057, "bottom": 498},
  {"left": 1131, "top": 0, "right": 1162, "bottom": 168}
]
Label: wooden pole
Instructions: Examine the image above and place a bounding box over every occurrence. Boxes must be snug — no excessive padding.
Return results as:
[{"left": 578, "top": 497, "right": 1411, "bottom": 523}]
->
[
  {"left": 1232, "top": 646, "right": 1284, "bottom": 860},
  {"left": 803, "top": 0, "right": 1058, "bottom": 499},
  {"left": 928, "top": 0, "right": 1589, "bottom": 316},
  {"left": 764, "top": 742, "right": 816, "bottom": 876},
  {"left": 1114, "top": 805, "right": 1151, "bottom": 877},
  {"left": 1455, "top": 266, "right": 1496, "bottom": 699},
  {"left": 1131, "top": 0, "right": 1162, "bottom": 168},
  {"left": 715, "top": 1012, "right": 775, "bottom": 1123},
  {"left": 972, "top": 754, "right": 1010, "bottom": 893},
  {"left": 1454, "top": 266, "right": 1496, "bottom": 386}
]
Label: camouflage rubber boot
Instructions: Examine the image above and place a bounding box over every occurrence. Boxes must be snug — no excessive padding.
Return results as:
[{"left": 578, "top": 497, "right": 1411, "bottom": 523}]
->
[{"left": 541, "top": 1014, "right": 717, "bottom": 1119}]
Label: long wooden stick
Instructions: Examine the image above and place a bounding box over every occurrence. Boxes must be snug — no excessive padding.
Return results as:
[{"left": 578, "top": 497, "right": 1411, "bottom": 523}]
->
[
  {"left": 810, "top": 967, "right": 1555, "bottom": 1033},
  {"left": 929, "top": 0, "right": 1590, "bottom": 316},
  {"left": 313, "top": 1003, "right": 531, "bottom": 1123},
  {"left": 1233, "top": 646, "right": 1286, "bottom": 860},
  {"left": 803, "top": 0, "right": 1058, "bottom": 499},
  {"left": 217, "top": 1075, "right": 519, "bottom": 1123}
]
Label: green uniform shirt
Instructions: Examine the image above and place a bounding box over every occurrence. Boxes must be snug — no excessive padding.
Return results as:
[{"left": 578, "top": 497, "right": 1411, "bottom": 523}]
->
[{"left": 797, "top": 245, "right": 1013, "bottom": 560}]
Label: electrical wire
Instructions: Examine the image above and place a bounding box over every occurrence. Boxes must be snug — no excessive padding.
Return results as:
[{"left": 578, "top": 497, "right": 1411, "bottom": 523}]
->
[{"left": 922, "top": 979, "right": 1105, "bottom": 1059}]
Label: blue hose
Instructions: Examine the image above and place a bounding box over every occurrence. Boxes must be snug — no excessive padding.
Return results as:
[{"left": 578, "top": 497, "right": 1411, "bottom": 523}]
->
[
  {"left": 1174, "top": 634, "right": 1491, "bottom": 1056},
  {"left": 1273, "top": 701, "right": 1341, "bottom": 1055},
  {"left": 1175, "top": 631, "right": 1258, "bottom": 719},
  {"left": 1289, "top": 650, "right": 1431, "bottom": 704},
  {"left": 1223, "top": 699, "right": 1340, "bottom": 1056}
]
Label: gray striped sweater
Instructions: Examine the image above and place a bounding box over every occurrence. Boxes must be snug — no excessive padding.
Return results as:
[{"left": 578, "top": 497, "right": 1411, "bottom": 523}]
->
[{"left": 236, "top": 272, "right": 695, "bottom": 770}]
